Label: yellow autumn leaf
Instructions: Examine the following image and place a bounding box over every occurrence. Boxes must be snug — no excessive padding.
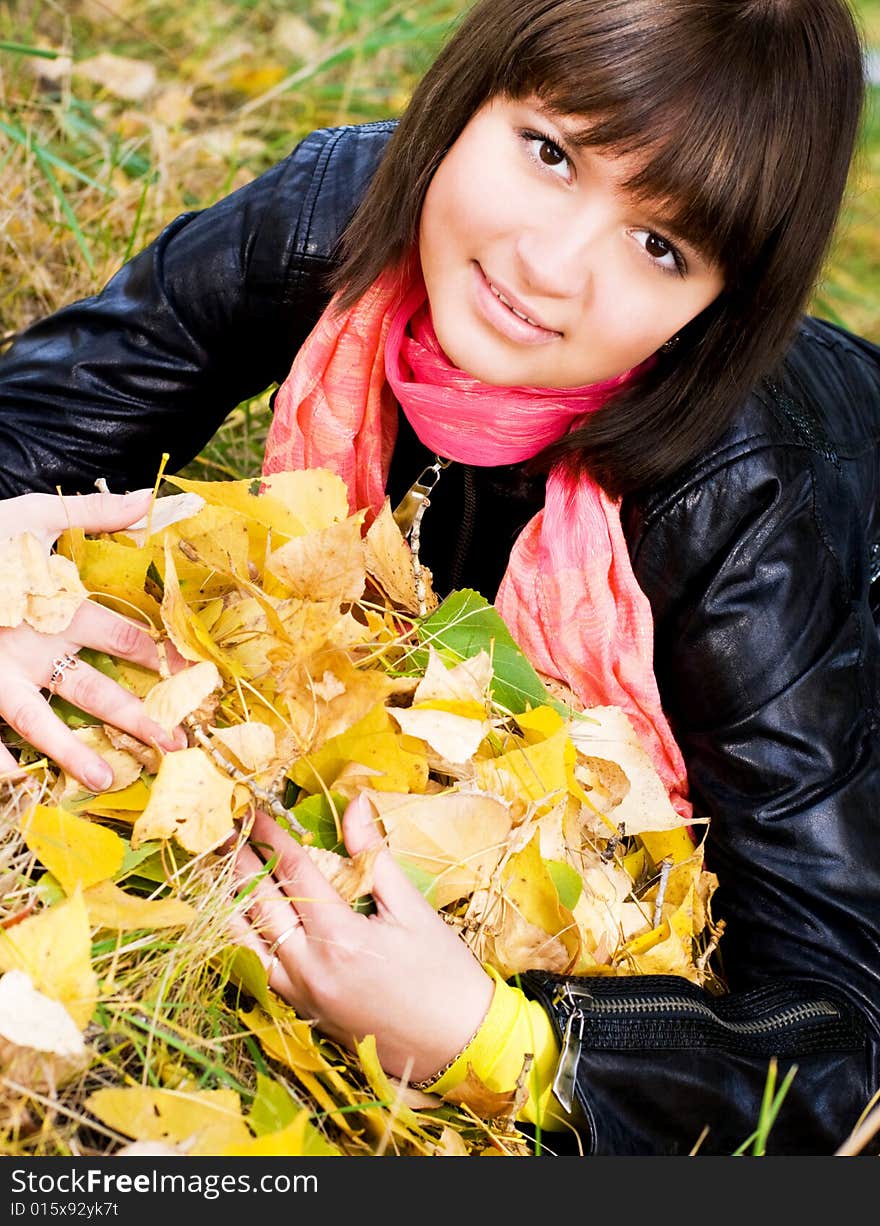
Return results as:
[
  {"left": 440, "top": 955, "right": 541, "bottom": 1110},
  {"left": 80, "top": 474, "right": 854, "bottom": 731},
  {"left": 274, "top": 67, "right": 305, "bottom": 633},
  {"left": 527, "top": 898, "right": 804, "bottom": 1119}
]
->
[
  {"left": 466, "top": 827, "right": 581, "bottom": 977},
  {"left": 388, "top": 704, "right": 491, "bottom": 765},
  {"left": 20, "top": 804, "right": 125, "bottom": 894},
  {"left": 85, "top": 1086, "right": 253, "bottom": 1154},
  {"left": 209, "top": 721, "right": 277, "bottom": 773},
  {"left": 265, "top": 514, "right": 366, "bottom": 603},
  {"left": 355, "top": 1034, "right": 429, "bottom": 1133},
  {"left": 156, "top": 503, "right": 251, "bottom": 582},
  {"left": 278, "top": 648, "right": 398, "bottom": 755},
  {"left": 0, "top": 892, "right": 97, "bottom": 1027},
  {"left": 375, "top": 789, "right": 512, "bottom": 908},
  {"left": 289, "top": 704, "right": 428, "bottom": 794},
  {"left": 78, "top": 778, "right": 152, "bottom": 818},
  {"left": 67, "top": 536, "right": 158, "bottom": 623},
  {"left": 567, "top": 706, "right": 688, "bottom": 833},
  {"left": 239, "top": 1004, "right": 333, "bottom": 1074},
  {"left": 160, "top": 542, "right": 238, "bottom": 670},
  {"left": 166, "top": 474, "right": 308, "bottom": 542},
  {"left": 475, "top": 725, "right": 575, "bottom": 806},
  {"left": 515, "top": 705, "right": 566, "bottom": 742},
  {"left": 83, "top": 880, "right": 195, "bottom": 930},
  {"left": 143, "top": 660, "right": 222, "bottom": 733},
  {"left": 262, "top": 468, "right": 352, "bottom": 532},
  {"left": 221, "top": 1111, "right": 340, "bottom": 1156},
  {"left": 640, "top": 825, "right": 698, "bottom": 866},
  {"left": 132, "top": 747, "right": 235, "bottom": 854},
  {"left": 0, "top": 534, "right": 87, "bottom": 632}
]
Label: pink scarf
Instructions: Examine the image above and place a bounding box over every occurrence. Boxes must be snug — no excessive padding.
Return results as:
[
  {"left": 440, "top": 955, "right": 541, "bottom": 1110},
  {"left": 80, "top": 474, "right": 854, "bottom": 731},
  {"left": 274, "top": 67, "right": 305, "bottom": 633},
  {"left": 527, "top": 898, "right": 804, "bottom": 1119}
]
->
[{"left": 263, "top": 271, "right": 691, "bottom": 818}]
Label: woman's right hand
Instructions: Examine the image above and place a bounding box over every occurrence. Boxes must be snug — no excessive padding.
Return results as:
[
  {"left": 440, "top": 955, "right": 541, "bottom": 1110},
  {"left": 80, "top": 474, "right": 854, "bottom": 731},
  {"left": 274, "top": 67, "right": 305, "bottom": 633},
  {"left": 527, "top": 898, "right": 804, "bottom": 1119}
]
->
[{"left": 0, "top": 489, "right": 186, "bottom": 791}]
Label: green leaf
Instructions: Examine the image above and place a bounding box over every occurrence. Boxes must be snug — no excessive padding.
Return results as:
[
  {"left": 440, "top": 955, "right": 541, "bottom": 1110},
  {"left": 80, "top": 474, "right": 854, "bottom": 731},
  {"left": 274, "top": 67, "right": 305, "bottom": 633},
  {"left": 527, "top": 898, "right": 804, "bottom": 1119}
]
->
[
  {"left": 393, "top": 855, "right": 439, "bottom": 906},
  {"left": 546, "top": 858, "right": 582, "bottom": 911},
  {"left": 248, "top": 1074, "right": 301, "bottom": 1137},
  {"left": 413, "top": 588, "right": 570, "bottom": 716},
  {"left": 286, "top": 791, "right": 348, "bottom": 853}
]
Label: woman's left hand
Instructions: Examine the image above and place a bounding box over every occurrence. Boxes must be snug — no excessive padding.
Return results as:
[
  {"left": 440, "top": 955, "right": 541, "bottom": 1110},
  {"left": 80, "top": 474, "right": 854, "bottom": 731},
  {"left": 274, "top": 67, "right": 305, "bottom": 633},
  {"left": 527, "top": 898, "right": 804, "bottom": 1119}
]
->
[{"left": 230, "top": 799, "right": 495, "bottom": 1085}]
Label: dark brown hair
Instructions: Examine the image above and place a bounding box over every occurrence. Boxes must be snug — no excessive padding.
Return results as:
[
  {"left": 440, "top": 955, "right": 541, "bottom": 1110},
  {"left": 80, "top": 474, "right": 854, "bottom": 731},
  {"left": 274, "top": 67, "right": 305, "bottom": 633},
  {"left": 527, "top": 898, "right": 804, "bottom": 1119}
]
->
[{"left": 328, "top": 0, "right": 867, "bottom": 496}]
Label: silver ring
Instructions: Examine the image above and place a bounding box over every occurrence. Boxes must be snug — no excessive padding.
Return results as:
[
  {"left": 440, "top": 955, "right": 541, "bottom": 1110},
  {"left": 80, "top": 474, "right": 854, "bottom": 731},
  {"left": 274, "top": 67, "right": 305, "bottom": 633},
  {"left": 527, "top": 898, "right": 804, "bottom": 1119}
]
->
[
  {"left": 266, "top": 923, "right": 298, "bottom": 958},
  {"left": 266, "top": 954, "right": 279, "bottom": 981},
  {"left": 48, "top": 653, "right": 79, "bottom": 694}
]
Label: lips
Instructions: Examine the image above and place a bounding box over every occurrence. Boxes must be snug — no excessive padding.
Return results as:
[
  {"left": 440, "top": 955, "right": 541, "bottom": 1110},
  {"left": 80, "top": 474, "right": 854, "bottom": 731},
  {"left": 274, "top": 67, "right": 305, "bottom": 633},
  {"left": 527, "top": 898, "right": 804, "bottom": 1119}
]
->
[{"left": 472, "top": 263, "right": 562, "bottom": 345}]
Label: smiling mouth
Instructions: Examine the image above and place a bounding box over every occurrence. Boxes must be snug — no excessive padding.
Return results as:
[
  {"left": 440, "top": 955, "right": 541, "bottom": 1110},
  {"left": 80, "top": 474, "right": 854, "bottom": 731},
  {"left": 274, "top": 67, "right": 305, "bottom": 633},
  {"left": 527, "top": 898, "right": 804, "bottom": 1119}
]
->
[{"left": 487, "top": 280, "right": 545, "bottom": 329}]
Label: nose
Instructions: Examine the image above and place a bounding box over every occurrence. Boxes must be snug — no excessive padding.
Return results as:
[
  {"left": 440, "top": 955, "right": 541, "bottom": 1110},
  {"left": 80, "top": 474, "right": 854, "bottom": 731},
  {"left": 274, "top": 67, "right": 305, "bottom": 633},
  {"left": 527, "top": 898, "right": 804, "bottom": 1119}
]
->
[{"left": 513, "top": 210, "right": 599, "bottom": 301}]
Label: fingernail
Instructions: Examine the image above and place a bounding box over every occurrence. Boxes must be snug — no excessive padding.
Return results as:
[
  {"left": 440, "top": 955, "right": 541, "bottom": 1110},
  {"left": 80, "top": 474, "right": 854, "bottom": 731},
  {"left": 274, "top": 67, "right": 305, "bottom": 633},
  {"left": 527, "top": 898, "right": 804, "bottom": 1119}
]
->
[{"left": 86, "top": 764, "right": 114, "bottom": 793}]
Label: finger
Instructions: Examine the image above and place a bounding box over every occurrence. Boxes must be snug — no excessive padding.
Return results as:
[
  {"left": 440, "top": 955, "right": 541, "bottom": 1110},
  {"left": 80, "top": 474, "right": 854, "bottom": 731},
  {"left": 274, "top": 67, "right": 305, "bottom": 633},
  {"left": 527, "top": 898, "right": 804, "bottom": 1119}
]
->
[
  {"left": 52, "top": 490, "right": 156, "bottom": 539},
  {"left": 342, "top": 794, "right": 437, "bottom": 925},
  {"left": 3, "top": 680, "right": 119, "bottom": 791},
  {"left": 249, "top": 810, "right": 354, "bottom": 938},
  {"left": 11, "top": 490, "right": 155, "bottom": 549},
  {"left": 66, "top": 601, "right": 163, "bottom": 673},
  {"left": 49, "top": 657, "right": 181, "bottom": 755},
  {"left": 235, "top": 843, "right": 306, "bottom": 930},
  {"left": 233, "top": 844, "right": 308, "bottom": 959}
]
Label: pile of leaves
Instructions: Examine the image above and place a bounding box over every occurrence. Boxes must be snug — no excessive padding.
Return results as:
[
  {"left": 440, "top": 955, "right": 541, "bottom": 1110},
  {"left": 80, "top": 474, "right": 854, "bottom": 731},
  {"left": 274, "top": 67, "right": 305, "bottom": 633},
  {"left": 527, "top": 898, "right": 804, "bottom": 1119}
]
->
[{"left": 0, "top": 469, "right": 723, "bottom": 1157}]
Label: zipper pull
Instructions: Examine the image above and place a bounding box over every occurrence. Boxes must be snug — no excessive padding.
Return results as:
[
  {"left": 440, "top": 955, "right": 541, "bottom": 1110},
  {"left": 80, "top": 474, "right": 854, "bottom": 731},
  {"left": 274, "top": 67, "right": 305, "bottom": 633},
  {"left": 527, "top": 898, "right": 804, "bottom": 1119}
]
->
[
  {"left": 392, "top": 455, "right": 451, "bottom": 537},
  {"left": 552, "top": 1000, "right": 585, "bottom": 1114}
]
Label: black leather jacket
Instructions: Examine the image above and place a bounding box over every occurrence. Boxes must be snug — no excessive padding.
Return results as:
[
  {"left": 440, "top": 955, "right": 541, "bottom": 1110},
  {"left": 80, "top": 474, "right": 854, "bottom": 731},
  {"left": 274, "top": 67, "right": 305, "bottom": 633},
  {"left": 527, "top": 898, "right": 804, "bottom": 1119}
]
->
[{"left": 0, "top": 121, "right": 878, "bottom": 1156}]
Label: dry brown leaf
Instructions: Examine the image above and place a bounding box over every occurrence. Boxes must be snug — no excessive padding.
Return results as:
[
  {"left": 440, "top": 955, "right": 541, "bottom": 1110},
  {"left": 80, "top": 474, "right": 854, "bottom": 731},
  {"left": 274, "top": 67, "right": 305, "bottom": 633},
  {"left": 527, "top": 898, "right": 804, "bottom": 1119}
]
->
[
  {"left": 0, "top": 971, "right": 87, "bottom": 1094},
  {"left": 0, "top": 535, "right": 87, "bottom": 633},
  {"left": 266, "top": 516, "right": 366, "bottom": 603},
  {"left": 364, "top": 498, "right": 437, "bottom": 614},
  {"left": 303, "top": 844, "right": 379, "bottom": 905},
  {"left": 132, "top": 748, "right": 235, "bottom": 853},
  {"left": 75, "top": 53, "right": 157, "bottom": 101},
  {"left": 209, "top": 722, "right": 277, "bottom": 774},
  {"left": 101, "top": 727, "right": 162, "bottom": 775},
  {"left": 443, "top": 1057, "right": 532, "bottom": 1126},
  {"left": 143, "top": 661, "right": 222, "bottom": 733},
  {"left": 567, "top": 707, "right": 684, "bottom": 833},
  {"left": 465, "top": 888, "right": 576, "bottom": 979}
]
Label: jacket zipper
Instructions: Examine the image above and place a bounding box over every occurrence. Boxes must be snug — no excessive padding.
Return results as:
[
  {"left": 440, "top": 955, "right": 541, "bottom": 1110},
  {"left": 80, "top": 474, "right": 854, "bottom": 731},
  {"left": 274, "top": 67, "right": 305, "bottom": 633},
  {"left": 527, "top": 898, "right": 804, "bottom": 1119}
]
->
[
  {"left": 549, "top": 982, "right": 842, "bottom": 1114},
  {"left": 448, "top": 466, "right": 476, "bottom": 591}
]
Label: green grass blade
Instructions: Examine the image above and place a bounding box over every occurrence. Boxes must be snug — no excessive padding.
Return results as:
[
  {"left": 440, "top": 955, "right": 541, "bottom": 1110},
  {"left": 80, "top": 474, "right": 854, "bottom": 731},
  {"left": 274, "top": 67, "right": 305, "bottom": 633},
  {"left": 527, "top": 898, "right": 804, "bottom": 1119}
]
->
[
  {"left": 31, "top": 148, "right": 95, "bottom": 272},
  {"left": 0, "top": 42, "right": 60, "bottom": 59},
  {"left": 0, "top": 118, "right": 114, "bottom": 195}
]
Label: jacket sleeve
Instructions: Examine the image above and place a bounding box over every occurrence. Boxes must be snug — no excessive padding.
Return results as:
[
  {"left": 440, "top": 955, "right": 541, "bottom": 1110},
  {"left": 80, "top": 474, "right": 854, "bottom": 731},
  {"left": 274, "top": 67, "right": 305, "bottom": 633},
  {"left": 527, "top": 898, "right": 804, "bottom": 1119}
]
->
[
  {"left": 0, "top": 130, "right": 336, "bottom": 497},
  {"left": 524, "top": 414, "right": 880, "bottom": 1155}
]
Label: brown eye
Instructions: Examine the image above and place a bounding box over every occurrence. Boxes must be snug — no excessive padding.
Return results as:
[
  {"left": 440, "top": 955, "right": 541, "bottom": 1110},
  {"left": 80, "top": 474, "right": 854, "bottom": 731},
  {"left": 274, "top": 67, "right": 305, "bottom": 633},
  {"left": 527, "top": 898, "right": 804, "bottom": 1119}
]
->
[
  {"left": 645, "top": 233, "right": 671, "bottom": 259},
  {"left": 539, "top": 140, "right": 566, "bottom": 166}
]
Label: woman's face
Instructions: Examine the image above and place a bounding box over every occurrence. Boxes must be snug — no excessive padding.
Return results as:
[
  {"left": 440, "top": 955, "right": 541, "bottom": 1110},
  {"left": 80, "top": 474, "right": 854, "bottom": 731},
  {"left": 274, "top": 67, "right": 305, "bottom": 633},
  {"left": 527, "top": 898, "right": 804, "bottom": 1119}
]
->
[{"left": 418, "top": 96, "right": 724, "bottom": 388}]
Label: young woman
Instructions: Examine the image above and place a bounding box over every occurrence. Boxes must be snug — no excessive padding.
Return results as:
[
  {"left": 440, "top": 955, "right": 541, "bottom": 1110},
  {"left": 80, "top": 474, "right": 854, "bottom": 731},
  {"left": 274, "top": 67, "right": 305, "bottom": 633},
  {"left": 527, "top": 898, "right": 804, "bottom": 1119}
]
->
[{"left": 0, "top": 0, "right": 877, "bottom": 1154}]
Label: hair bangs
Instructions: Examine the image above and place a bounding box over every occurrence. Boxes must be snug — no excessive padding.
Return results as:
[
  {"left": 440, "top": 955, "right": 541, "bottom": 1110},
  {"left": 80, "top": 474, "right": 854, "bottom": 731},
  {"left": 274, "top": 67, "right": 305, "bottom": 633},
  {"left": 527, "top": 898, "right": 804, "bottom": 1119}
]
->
[{"left": 493, "top": 0, "right": 841, "bottom": 279}]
